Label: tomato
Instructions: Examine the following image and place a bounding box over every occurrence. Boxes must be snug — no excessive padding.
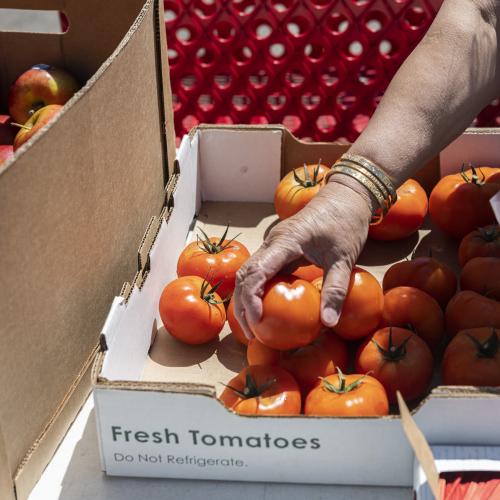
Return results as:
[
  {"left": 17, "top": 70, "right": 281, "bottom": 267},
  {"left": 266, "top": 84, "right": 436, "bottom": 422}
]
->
[
  {"left": 289, "top": 257, "right": 323, "bottom": 282},
  {"left": 159, "top": 276, "right": 226, "bottom": 344},
  {"left": 445, "top": 290, "right": 500, "bottom": 337},
  {"left": 458, "top": 225, "right": 500, "bottom": 267},
  {"left": 281, "top": 330, "right": 349, "bottom": 396},
  {"left": 227, "top": 298, "right": 248, "bottom": 345},
  {"left": 252, "top": 275, "right": 322, "bottom": 350},
  {"left": 355, "top": 327, "right": 433, "bottom": 403},
  {"left": 442, "top": 327, "right": 500, "bottom": 386},
  {"left": 177, "top": 225, "right": 250, "bottom": 299},
  {"left": 460, "top": 257, "right": 500, "bottom": 300},
  {"left": 382, "top": 286, "right": 445, "bottom": 350},
  {"left": 383, "top": 256, "right": 457, "bottom": 309},
  {"left": 368, "top": 179, "right": 428, "bottom": 241},
  {"left": 219, "top": 365, "right": 301, "bottom": 415},
  {"left": 304, "top": 370, "right": 389, "bottom": 416},
  {"left": 332, "top": 267, "right": 383, "bottom": 341},
  {"left": 246, "top": 338, "right": 281, "bottom": 366},
  {"left": 429, "top": 166, "right": 499, "bottom": 239},
  {"left": 274, "top": 162, "right": 330, "bottom": 220}
]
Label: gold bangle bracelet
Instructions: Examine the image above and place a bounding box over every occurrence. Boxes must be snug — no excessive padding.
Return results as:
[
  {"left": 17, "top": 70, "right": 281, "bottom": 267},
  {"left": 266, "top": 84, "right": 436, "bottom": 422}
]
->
[{"left": 339, "top": 152, "right": 397, "bottom": 205}]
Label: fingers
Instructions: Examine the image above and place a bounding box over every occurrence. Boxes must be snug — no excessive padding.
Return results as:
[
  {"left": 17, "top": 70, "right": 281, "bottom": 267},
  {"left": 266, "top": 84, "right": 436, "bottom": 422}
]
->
[
  {"left": 320, "top": 259, "right": 353, "bottom": 327},
  {"left": 234, "top": 240, "right": 301, "bottom": 338}
]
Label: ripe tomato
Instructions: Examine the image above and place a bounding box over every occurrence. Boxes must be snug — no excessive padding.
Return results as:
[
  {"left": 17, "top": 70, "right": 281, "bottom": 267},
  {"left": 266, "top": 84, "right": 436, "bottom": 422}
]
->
[
  {"left": 289, "top": 257, "right": 323, "bottom": 282},
  {"left": 274, "top": 162, "right": 330, "bottom": 220},
  {"left": 445, "top": 291, "right": 500, "bottom": 337},
  {"left": 442, "top": 327, "right": 500, "bottom": 386},
  {"left": 355, "top": 327, "right": 433, "bottom": 403},
  {"left": 252, "top": 275, "right": 322, "bottom": 350},
  {"left": 227, "top": 298, "right": 248, "bottom": 345},
  {"left": 382, "top": 286, "right": 445, "bottom": 350},
  {"left": 219, "top": 365, "right": 301, "bottom": 415},
  {"left": 460, "top": 257, "right": 500, "bottom": 300},
  {"left": 429, "top": 166, "right": 499, "bottom": 239},
  {"left": 177, "top": 225, "right": 250, "bottom": 299},
  {"left": 304, "top": 370, "right": 389, "bottom": 417},
  {"left": 159, "top": 276, "right": 226, "bottom": 344},
  {"left": 246, "top": 338, "right": 281, "bottom": 366},
  {"left": 368, "top": 179, "right": 428, "bottom": 241},
  {"left": 280, "top": 330, "right": 349, "bottom": 396},
  {"left": 458, "top": 225, "right": 500, "bottom": 267},
  {"left": 383, "top": 256, "right": 457, "bottom": 309},
  {"left": 332, "top": 267, "right": 383, "bottom": 341}
]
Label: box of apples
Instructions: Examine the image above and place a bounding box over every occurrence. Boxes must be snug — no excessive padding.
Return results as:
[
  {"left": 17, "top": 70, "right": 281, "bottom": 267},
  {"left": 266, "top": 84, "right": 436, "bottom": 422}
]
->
[
  {"left": 92, "top": 125, "right": 500, "bottom": 487},
  {"left": 0, "top": 1, "right": 177, "bottom": 499}
]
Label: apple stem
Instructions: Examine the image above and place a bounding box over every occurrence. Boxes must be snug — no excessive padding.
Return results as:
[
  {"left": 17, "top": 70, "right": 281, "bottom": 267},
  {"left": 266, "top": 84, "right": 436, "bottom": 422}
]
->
[{"left": 11, "top": 122, "right": 31, "bottom": 131}]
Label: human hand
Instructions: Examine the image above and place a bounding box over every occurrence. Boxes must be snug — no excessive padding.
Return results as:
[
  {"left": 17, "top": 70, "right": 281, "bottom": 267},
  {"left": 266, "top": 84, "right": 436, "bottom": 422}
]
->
[{"left": 233, "top": 176, "right": 376, "bottom": 339}]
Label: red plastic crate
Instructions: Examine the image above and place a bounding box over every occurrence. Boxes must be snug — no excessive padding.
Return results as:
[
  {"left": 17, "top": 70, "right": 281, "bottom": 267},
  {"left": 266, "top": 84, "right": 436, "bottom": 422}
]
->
[{"left": 163, "top": 0, "right": 500, "bottom": 144}]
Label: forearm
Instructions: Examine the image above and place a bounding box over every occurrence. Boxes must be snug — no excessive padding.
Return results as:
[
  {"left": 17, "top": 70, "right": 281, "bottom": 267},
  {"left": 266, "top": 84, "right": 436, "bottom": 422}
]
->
[{"left": 349, "top": 0, "right": 500, "bottom": 186}]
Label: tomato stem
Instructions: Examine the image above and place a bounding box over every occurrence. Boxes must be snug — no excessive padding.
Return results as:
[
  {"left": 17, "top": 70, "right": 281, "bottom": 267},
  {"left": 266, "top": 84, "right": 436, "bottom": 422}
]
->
[
  {"left": 466, "top": 328, "right": 498, "bottom": 358},
  {"left": 460, "top": 163, "right": 486, "bottom": 185},
  {"left": 372, "top": 327, "right": 412, "bottom": 362},
  {"left": 200, "top": 277, "right": 228, "bottom": 304},
  {"left": 321, "top": 367, "right": 368, "bottom": 394},
  {"left": 292, "top": 159, "right": 324, "bottom": 188},
  {"left": 475, "top": 226, "right": 500, "bottom": 243},
  {"left": 196, "top": 224, "right": 241, "bottom": 254},
  {"left": 222, "top": 373, "right": 277, "bottom": 399}
]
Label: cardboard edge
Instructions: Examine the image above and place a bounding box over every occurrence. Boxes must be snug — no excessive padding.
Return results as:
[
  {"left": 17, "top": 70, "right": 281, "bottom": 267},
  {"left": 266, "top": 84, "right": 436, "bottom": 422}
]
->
[{"left": 0, "top": 424, "right": 15, "bottom": 500}]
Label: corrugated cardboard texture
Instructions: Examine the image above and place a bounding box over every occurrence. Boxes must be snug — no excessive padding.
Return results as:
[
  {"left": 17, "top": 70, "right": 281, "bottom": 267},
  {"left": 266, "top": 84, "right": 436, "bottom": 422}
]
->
[{"left": 0, "top": 0, "right": 169, "bottom": 487}]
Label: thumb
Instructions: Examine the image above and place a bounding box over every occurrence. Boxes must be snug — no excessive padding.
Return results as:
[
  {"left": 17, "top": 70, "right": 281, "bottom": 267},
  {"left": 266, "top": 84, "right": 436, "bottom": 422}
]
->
[{"left": 320, "top": 260, "right": 353, "bottom": 327}]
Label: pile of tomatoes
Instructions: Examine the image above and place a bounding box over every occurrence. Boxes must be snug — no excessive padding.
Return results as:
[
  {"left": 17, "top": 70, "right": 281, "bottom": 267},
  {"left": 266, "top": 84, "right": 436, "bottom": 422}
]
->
[{"left": 159, "top": 162, "right": 500, "bottom": 418}]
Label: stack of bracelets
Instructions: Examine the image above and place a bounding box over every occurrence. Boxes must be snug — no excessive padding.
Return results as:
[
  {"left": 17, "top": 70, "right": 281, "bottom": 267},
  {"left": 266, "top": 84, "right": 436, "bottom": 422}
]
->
[{"left": 327, "top": 153, "right": 398, "bottom": 225}]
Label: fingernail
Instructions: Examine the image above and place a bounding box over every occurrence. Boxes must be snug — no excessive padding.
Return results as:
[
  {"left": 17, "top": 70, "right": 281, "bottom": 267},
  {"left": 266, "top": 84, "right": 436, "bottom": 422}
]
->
[{"left": 322, "top": 307, "right": 339, "bottom": 326}]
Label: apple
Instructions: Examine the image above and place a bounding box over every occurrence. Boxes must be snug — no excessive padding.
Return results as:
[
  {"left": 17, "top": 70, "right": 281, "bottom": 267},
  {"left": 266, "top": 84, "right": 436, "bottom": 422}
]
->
[
  {"left": 0, "top": 115, "right": 16, "bottom": 145},
  {"left": 13, "top": 104, "right": 63, "bottom": 151},
  {"left": 0, "top": 145, "right": 14, "bottom": 167},
  {"left": 8, "top": 64, "right": 79, "bottom": 123}
]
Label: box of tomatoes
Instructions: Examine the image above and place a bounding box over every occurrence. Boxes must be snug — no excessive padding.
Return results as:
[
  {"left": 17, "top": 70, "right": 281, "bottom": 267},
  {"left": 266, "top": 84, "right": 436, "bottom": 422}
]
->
[{"left": 92, "top": 124, "right": 500, "bottom": 487}]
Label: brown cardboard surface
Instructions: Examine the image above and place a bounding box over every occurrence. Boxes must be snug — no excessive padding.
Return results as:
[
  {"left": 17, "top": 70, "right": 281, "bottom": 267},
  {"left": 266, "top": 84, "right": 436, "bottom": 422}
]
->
[
  {"left": 0, "top": 426, "right": 15, "bottom": 500},
  {"left": 0, "top": 0, "right": 171, "bottom": 493}
]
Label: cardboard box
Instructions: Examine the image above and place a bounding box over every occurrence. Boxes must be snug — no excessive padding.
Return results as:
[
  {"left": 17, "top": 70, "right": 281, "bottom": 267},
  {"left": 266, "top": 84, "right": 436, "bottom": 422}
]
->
[
  {"left": 93, "top": 125, "right": 500, "bottom": 487},
  {"left": 0, "top": 0, "right": 175, "bottom": 498}
]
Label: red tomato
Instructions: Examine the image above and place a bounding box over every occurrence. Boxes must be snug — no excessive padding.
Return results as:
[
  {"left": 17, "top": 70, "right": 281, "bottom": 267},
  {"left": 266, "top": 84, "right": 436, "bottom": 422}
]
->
[
  {"left": 227, "top": 298, "right": 248, "bottom": 345},
  {"left": 368, "top": 179, "right": 428, "bottom": 241},
  {"left": 442, "top": 327, "right": 500, "bottom": 386},
  {"left": 383, "top": 256, "right": 457, "bottom": 309},
  {"left": 445, "top": 291, "right": 500, "bottom": 337},
  {"left": 458, "top": 225, "right": 500, "bottom": 267},
  {"left": 382, "top": 286, "right": 445, "bottom": 350},
  {"left": 246, "top": 338, "right": 281, "bottom": 366},
  {"left": 355, "top": 327, "right": 433, "bottom": 403},
  {"left": 274, "top": 162, "right": 330, "bottom": 220},
  {"left": 289, "top": 257, "right": 323, "bottom": 282},
  {"left": 177, "top": 225, "right": 250, "bottom": 299},
  {"left": 429, "top": 166, "right": 499, "bottom": 239},
  {"left": 460, "top": 257, "right": 500, "bottom": 300},
  {"left": 332, "top": 267, "right": 383, "bottom": 341},
  {"left": 304, "top": 370, "right": 389, "bottom": 417},
  {"left": 252, "top": 275, "right": 322, "bottom": 350},
  {"left": 219, "top": 365, "right": 301, "bottom": 415},
  {"left": 159, "top": 276, "right": 226, "bottom": 344}
]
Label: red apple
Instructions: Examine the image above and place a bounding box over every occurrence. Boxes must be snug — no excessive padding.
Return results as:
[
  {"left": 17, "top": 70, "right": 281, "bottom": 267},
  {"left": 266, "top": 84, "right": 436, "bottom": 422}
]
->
[
  {"left": 0, "top": 115, "right": 16, "bottom": 145},
  {"left": 13, "top": 104, "right": 63, "bottom": 151},
  {"left": 0, "top": 145, "right": 14, "bottom": 167},
  {"left": 8, "top": 64, "right": 79, "bottom": 123}
]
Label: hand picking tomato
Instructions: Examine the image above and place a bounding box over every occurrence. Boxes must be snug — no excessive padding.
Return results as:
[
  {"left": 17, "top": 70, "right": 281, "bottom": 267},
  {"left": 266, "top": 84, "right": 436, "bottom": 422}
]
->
[
  {"left": 442, "top": 327, "right": 500, "bottom": 386},
  {"left": 429, "top": 165, "right": 499, "bottom": 239},
  {"left": 368, "top": 179, "right": 428, "bottom": 241},
  {"left": 274, "top": 161, "right": 330, "bottom": 220},
  {"left": 246, "top": 338, "right": 281, "bottom": 366},
  {"left": 227, "top": 298, "right": 248, "bottom": 345},
  {"left": 177, "top": 225, "right": 250, "bottom": 299},
  {"left": 460, "top": 257, "right": 500, "bottom": 300},
  {"left": 332, "top": 267, "right": 383, "bottom": 341},
  {"left": 159, "top": 276, "right": 226, "bottom": 344},
  {"left": 219, "top": 365, "right": 301, "bottom": 415},
  {"left": 355, "top": 327, "right": 433, "bottom": 403},
  {"left": 252, "top": 275, "right": 322, "bottom": 350},
  {"left": 383, "top": 255, "right": 457, "bottom": 309},
  {"left": 280, "top": 330, "right": 349, "bottom": 396},
  {"left": 445, "top": 290, "right": 500, "bottom": 337},
  {"left": 382, "top": 286, "right": 445, "bottom": 350},
  {"left": 458, "top": 225, "right": 500, "bottom": 267},
  {"left": 304, "top": 369, "right": 389, "bottom": 417},
  {"left": 289, "top": 257, "right": 323, "bottom": 282}
]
